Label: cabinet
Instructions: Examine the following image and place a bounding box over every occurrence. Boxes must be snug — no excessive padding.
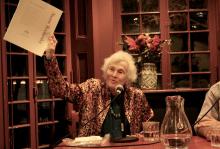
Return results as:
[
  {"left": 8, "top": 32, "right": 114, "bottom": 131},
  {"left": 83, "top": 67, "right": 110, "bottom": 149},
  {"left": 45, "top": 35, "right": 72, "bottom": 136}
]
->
[
  {"left": 117, "top": 0, "right": 218, "bottom": 90},
  {"left": 1, "top": 0, "right": 72, "bottom": 148}
]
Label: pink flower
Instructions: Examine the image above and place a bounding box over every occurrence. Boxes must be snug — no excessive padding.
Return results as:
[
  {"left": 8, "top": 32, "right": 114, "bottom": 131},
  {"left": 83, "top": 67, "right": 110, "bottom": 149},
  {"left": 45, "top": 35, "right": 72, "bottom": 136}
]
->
[
  {"left": 152, "top": 35, "right": 160, "bottom": 47},
  {"left": 136, "top": 34, "right": 147, "bottom": 46},
  {"left": 123, "top": 33, "right": 170, "bottom": 64},
  {"left": 145, "top": 35, "right": 160, "bottom": 50},
  {"left": 124, "top": 36, "right": 139, "bottom": 52}
]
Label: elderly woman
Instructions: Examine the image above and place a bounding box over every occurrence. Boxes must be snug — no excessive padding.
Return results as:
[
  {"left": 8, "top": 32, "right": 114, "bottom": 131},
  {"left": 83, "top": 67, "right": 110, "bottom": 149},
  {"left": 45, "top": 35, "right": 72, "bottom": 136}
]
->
[{"left": 44, "top": 35, "right": 154, "bottom": 139}]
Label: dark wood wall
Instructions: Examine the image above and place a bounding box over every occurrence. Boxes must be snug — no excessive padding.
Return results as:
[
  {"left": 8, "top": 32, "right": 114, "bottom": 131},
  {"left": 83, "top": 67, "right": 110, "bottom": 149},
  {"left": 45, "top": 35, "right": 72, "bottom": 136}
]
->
[{"left": 217, "top": 0, "right": 220, "bottom": 80}]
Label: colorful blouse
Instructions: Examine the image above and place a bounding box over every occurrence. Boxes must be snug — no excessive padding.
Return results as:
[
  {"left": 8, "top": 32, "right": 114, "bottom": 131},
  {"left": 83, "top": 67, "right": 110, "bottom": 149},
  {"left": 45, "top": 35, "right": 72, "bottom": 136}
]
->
[{"left": 44, "top": 57, "right": 154, "bottom": 137}]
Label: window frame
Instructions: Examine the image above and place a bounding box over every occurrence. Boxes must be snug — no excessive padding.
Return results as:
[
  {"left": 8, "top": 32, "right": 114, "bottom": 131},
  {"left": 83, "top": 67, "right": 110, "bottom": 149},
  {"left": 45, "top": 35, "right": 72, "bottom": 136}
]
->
[{"left": 114, "top": 0, "right": 218, "bottom": 92}]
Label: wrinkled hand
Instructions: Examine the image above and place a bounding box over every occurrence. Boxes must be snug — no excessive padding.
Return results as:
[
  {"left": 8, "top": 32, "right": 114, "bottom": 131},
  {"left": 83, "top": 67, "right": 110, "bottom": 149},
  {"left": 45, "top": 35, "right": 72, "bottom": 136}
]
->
[
  {"left": 195, "top": 117, "right": 220, "bottom": 141},
  {"left": 45, "top": 34, "right": 57, "bottom": 59}
]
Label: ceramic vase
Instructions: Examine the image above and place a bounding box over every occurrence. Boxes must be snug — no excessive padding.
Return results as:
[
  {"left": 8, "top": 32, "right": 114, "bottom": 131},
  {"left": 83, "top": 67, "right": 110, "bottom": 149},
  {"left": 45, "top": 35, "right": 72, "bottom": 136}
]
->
[{"left": 140, "top": 63, "right": 157, "bottom": 89}]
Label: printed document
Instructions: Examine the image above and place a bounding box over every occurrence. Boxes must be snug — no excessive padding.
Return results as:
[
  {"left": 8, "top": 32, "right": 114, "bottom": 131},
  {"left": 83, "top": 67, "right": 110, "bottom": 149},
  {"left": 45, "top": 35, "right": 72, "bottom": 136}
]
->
[{"left": 3, "top": 0, "right": 63, "bottom": 56}]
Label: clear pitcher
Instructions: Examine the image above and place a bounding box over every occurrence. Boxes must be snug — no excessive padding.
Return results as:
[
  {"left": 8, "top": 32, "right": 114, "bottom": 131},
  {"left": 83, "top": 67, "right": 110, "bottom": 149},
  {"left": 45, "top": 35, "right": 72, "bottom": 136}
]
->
[{"left": 160, "top": 95, "right": 192, "bottom": 149}]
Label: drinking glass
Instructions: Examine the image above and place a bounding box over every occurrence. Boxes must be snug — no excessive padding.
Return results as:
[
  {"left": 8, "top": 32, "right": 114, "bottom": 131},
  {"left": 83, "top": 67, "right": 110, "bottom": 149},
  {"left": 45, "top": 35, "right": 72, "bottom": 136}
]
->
[
  {"left": 211, "top": 128, "right": 220, "bottom": 147},
  {"left": 141, "top": 121, "right": 160, "bottom": 142}
]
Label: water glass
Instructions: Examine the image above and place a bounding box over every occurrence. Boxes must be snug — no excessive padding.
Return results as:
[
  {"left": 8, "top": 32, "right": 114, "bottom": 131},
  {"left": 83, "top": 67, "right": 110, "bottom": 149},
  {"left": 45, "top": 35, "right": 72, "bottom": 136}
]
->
[
  {"left": 211, "top": 128, "right": 220, "bottom": 147},
  {"left": 141, "top": 121, "right": 160, "bottom": 142}
]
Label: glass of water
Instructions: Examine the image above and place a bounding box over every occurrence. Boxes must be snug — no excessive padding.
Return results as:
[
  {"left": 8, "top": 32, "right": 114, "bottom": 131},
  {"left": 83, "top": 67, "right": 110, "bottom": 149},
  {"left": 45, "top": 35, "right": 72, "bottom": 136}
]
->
[
  {"left": 211, "top": 128, "right": 220, "bottom": 147},
  {"left": 141, "top": 121, "right": 160, "bottom": 142}
]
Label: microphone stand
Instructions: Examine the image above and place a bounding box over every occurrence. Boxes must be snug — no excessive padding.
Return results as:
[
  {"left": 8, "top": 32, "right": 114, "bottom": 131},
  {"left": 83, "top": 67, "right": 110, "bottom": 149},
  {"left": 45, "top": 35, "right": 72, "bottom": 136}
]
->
[
  {"left": 81, "top": 92, "right": 122, "bottom": 128},
  {"left": 109, "top": 93, "right": 138, "bottom": 143},
  {"left": 50, "top": 92, "right": 122, "bottom": 148}
]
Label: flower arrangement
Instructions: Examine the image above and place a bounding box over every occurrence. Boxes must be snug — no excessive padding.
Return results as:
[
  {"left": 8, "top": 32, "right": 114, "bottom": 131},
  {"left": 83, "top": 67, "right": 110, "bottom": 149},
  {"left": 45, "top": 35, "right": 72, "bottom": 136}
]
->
[{"left": 122, "top": 33, "right": 171, "bottom": 66}]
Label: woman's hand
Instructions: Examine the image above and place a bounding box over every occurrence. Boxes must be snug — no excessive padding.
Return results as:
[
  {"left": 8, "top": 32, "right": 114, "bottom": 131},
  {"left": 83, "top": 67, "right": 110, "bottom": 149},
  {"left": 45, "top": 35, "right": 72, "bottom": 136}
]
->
[{"left": 45, "top": 34, "right": 57, "bottom": 59}]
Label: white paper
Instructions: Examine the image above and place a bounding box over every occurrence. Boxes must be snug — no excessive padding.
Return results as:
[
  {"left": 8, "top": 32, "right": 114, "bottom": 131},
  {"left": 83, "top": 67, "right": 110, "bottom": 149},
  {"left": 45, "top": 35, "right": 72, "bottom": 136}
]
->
[{"left": 3, "top": 0, "right": 63, "bottom": 56}]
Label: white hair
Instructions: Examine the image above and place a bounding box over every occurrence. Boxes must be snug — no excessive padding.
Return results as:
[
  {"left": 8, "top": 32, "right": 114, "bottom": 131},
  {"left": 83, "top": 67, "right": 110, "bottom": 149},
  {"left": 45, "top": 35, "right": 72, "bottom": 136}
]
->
[{"left": 101, "top": 50, "right": 137, "bottom": 83}]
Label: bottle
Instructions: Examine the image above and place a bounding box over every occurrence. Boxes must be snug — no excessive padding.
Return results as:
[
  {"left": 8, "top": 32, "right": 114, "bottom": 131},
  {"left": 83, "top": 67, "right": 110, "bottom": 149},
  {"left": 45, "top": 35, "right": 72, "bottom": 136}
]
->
[{"left": 160, "top": 95, "right": 192, "bottom": 149}]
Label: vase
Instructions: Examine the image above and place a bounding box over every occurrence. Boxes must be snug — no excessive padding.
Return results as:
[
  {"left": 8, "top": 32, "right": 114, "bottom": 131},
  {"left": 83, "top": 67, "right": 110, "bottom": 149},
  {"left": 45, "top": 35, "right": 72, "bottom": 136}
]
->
[{"left": 140, "top": 63, "right": 157, "bottom": 89}]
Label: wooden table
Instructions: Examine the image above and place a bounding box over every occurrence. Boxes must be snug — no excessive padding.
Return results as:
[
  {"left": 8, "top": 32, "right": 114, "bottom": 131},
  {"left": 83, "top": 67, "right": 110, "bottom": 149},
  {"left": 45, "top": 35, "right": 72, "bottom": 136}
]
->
[{"left": 55, "top": 136, "right": 212, "bottom": 149}]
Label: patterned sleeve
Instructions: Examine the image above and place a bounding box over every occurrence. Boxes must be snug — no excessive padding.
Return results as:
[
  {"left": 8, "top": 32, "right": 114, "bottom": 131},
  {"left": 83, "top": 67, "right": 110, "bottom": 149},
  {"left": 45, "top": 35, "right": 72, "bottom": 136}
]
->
[
  {"left": 141, "top": 92, "right": 154, "bottom": 122},
  {"left": 44, "top": 57, "right": 82, "bottom": 102}
]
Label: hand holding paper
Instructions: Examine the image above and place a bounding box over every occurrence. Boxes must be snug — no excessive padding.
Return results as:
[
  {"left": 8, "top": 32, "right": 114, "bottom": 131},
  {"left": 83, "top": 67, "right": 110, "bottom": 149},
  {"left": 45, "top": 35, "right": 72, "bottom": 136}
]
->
[
  {"left": 45, "top": 35, "right": 57, "bottom": 60},
  {"left": 3, "top": 0, "right": 63, "bottom": 56}
]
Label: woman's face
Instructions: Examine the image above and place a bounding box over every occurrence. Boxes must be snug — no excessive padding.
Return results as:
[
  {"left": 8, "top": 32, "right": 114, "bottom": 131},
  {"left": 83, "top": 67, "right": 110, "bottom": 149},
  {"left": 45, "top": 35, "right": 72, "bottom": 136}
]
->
[{"left": 105, "top": 61, "right": 128, "bottom": 91}]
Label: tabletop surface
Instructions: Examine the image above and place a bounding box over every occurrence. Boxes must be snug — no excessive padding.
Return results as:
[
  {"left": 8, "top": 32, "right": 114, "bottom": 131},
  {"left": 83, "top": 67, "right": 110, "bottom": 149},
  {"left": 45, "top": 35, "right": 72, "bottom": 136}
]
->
[{"left": 54, "top": 136, "right": 212, "bottom": 149}]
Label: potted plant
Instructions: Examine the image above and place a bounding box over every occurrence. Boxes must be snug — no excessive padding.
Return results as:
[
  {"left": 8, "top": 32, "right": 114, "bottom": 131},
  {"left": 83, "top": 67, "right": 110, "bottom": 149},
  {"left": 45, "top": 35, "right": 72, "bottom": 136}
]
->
[{"left": 123, "top": 34, "right": 171, "bottom": 89}]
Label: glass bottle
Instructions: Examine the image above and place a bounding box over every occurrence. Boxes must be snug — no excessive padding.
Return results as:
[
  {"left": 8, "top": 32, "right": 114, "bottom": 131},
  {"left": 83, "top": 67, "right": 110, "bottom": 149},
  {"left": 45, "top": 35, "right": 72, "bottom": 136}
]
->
[{"left": 160, "top": 95, "right": 192, "bottom": 149}]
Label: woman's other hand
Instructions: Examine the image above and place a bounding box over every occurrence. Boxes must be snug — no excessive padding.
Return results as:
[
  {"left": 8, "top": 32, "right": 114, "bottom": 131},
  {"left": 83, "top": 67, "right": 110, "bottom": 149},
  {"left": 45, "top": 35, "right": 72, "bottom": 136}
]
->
[{"left": 45, "top": 34, "right": 57, "bottom": 59}]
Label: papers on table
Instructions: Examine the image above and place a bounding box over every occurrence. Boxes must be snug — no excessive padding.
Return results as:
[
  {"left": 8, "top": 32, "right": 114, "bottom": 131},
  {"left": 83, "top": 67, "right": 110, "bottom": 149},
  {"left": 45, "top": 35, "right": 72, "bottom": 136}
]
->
[
  {"left": 3, "top": 0, "right": 63, "bottom": 56},
  {"left": 73, "top": 136, "right": 103, "bottom": 143},
  {"left": 62, "top": 136, "right": 103, "bottom": 147}
]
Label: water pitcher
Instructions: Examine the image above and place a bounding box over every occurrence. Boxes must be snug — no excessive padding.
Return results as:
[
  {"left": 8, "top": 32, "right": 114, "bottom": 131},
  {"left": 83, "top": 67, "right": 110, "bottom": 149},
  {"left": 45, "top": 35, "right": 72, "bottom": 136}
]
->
[{"left": 160, "top": 95, "right": 192, "bottom": 149}]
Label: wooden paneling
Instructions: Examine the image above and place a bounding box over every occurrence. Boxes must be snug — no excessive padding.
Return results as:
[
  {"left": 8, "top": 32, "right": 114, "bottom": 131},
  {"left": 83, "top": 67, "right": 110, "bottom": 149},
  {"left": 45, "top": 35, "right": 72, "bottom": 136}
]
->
[
  {"left": 92, "top": 0, "right": 117, "bottom": 79},
  {"left": 216, "top": 0, "right": 220, "bottom": 80},
  {"left": 0, "top": 0, "right": 71, "bottom": 148},
  {"left": 78, "top": 53, "right": 89, "bottom": 82},
  {"left": 70, "top": 0, "right": 94, "bottom": 83},
  {"left": 0, "top": 1, "right": 4, "bottom": 148}
]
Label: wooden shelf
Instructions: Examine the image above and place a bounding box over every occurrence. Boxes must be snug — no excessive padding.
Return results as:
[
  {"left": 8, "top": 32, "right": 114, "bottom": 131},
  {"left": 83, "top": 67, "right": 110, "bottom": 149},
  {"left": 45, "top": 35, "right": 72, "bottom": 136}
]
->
[{"left": 142, "top": 88, "right": 208, "bottom": 93}]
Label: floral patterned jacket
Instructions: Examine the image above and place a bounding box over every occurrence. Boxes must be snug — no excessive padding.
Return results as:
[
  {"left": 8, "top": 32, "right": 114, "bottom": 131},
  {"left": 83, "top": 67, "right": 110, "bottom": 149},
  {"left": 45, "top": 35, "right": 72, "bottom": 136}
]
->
[{"left": 44, "top": 57, "right": 154, "bottom": 137}]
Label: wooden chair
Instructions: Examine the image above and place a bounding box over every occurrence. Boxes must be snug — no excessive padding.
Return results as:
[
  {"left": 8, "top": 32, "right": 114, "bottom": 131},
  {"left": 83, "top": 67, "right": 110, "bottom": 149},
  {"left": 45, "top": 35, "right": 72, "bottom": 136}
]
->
[{"left": 70, "top": 110, "right": 79, "bottom": 138}]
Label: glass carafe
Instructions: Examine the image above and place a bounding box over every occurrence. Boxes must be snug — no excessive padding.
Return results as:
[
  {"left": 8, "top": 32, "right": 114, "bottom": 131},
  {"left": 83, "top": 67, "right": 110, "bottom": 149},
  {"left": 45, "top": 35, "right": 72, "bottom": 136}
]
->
[{"left": 160, "top": 95, "right": 192, "bottom": 149}]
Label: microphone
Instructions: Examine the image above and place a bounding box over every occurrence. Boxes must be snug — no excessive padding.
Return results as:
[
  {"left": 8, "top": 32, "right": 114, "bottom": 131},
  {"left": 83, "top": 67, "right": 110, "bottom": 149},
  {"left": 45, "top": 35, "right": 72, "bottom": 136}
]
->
[
  {"left": 115, "top": 84, "right": 124, "bottom": 95},
  {"left": 81, "top": 85, "right": 124, "bottom": 128},
  {"left": 193, "top": 98, "right": 220, "bottom": 126},
  {"left": 51, "top": 85, "right": 124, "bottom": 148},
  {"left": 110, "top": 84, "right": 138, "bottom": 143}
]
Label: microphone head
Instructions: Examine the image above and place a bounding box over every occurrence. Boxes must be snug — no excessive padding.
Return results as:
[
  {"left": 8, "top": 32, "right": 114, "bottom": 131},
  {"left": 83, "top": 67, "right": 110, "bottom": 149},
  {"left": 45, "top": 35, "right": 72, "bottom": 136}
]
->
[{"left": 115, "top": 84, "right": 124, "bottom": 94}]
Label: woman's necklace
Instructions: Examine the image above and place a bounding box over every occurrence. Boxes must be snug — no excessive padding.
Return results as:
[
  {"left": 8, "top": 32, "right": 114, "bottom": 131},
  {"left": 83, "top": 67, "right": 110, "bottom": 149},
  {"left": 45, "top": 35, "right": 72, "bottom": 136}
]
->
[{"left": 110, "top": 106, "right": 121, "bottom": 118}]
